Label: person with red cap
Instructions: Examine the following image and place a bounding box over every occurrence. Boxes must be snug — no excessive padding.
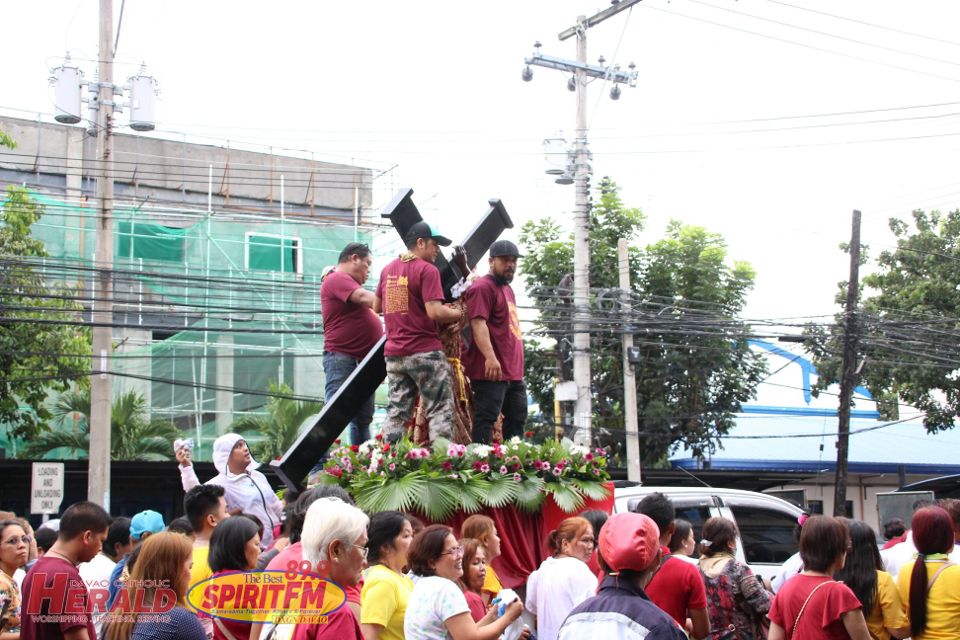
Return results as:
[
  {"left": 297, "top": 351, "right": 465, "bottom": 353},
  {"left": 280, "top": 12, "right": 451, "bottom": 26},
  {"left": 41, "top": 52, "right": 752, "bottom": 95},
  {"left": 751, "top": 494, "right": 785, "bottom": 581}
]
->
[{"left": 558, "top": 512, "right": 687, "bottom": 639}]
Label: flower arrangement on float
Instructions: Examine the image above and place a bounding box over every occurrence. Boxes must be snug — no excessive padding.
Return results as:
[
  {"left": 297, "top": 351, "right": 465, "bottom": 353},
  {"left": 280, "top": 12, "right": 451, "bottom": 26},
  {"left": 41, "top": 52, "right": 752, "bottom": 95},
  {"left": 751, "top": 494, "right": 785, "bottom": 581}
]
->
[{"left": 318, "top": 434, "right": 611, "bottom": 520}]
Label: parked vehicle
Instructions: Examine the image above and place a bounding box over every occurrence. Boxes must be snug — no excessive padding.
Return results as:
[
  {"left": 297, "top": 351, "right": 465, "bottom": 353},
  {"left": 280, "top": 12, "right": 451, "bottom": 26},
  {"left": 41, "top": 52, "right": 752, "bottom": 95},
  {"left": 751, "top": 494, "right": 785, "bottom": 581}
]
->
[{"left": 613, "top": 483, "right": 804, "bottom": 581}]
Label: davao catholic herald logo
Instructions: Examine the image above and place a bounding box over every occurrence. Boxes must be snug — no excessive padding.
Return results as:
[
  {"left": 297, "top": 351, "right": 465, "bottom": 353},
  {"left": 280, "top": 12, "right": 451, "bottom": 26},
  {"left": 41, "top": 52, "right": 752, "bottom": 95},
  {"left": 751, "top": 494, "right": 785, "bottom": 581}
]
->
[{"left": 187, "top": 561, "right": 347, "bottom": 625}]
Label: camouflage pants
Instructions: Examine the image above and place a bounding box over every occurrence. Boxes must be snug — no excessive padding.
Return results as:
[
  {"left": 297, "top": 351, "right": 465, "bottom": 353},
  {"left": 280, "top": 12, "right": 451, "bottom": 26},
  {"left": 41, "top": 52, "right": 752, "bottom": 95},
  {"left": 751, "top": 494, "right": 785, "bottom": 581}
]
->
[{"left": 382, "top": 350, "right": 455, "bottom": 442}]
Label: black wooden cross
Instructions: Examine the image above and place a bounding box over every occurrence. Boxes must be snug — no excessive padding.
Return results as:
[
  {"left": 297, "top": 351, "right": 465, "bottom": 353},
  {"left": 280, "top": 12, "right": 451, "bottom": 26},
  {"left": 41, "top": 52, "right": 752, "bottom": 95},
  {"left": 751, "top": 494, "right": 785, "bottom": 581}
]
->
[{"left": 270, "top": 188, "right": 513, "bottom": 490}]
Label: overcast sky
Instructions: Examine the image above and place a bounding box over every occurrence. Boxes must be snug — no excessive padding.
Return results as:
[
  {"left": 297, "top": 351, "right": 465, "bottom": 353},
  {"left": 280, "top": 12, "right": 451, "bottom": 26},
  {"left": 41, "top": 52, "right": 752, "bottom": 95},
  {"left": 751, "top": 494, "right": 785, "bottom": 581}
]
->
[{"left": 5, "top": 0, "right": 960, "bottom": 326}]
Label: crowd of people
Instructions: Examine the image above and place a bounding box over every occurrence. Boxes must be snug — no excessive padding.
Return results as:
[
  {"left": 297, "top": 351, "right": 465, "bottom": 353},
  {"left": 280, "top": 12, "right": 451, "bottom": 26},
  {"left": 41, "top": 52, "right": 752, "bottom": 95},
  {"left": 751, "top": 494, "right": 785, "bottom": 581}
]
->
[{"left": 3, "top": 488, "right": 960, "bottom": 640}]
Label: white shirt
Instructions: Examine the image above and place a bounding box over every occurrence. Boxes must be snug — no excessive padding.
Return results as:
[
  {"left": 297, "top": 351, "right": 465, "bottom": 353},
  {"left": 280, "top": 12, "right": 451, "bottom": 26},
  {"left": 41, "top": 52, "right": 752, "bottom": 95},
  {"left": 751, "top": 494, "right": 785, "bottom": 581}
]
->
[
  {"left": 880, "top": 530, "right": 960, "bottom": 579},
  {"left": 404, "top": 575, "right": 470, "bottom": 640},
  {"left": 79, "top": 552, "right": 117, "bottom": 635},
  {"left": 525, "top": 556, "right": 598, "bottom": 640},
  {"left": 771, "top": 551, "right": 803, "bottom": 593}
]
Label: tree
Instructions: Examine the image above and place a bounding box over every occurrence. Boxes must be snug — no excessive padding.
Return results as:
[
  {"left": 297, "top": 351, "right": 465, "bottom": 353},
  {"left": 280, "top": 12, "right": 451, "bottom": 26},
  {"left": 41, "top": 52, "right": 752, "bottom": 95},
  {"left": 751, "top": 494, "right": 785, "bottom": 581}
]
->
[
  {"left": 520, "top": 177, "right": 765, "bottom": 465},
  {"left": 22, "top": 388, "right": 181, "bottom": 460},
  {"left": 0, "top": 184, "right": 90, "bottom": 440},
  {"left": 231, "top": 382, "right": 325, "bottom": 461},
  {"left": 808, "top": 209, "right": 960, "bottom": 432}
]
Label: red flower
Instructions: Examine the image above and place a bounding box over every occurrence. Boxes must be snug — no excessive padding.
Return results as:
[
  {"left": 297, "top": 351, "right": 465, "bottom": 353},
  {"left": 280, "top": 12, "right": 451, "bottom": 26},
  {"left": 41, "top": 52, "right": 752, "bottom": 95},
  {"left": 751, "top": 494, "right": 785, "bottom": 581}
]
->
[
  {"left": 382, "top": 444, "right": 391, "bottom": 453},
  {"left": 524, "top": 431, "right": 535, "bottom": 438},
  {"left": 327, "top": 468, "right": 343, "bottom": 478},
  {"left": 442, "top": 461, "right": 453, "bottom": 471},
  {"left": 334, "top": 439, "right": 341, "bottom": 445},
  {"left": 350, "top": 445, "right": 359, "bottom": 453},
  {"left": 375, "top": 434, "right": 384, "bottom": 441}
]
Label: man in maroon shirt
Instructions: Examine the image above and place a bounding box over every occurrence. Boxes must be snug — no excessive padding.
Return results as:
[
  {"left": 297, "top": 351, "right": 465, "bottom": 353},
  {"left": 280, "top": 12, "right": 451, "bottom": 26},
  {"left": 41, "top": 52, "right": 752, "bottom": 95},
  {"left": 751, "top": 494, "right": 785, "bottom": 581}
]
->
[
  {"left": 464, "top": 239, "right": 527, "bottom": 443},
  {"left": 374, "top": 222, "right": 463, "bottom": 442},
  {"left": 20, "top": 501, "right": 110, "bottom": 640},
  {"left": 634, "top": 492, "right": 711, "bottom": 640},
  {"left": 321, "top": 242, "right": 384, "bottom": 444}
]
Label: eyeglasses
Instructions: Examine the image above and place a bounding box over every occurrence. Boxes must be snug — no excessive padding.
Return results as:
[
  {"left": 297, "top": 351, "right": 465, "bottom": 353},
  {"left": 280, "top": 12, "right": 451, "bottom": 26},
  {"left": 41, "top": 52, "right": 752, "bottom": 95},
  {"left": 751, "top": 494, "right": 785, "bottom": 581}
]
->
[
  {"left": 352, "top": 543, "right": 369, "bottom": 559},
  {"left": 441, "top": 545, "right": 465, "bottom": 558},
  {"left": 2, "top": 535, "right": 31, "bottom": 546}
]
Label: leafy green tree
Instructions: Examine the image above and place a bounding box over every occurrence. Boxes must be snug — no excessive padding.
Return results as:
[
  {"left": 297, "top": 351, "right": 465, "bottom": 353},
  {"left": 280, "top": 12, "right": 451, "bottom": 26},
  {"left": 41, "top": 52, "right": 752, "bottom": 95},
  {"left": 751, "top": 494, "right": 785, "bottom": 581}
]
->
[
  {"left": 1, "top": 184, "right": 90, "bottom": 440},
  {"left": 232, "top": 382, "right": 325, "bottom": 461},
  {"left": 22, "top": 388, "right": 180, "bottom": 460},
  {"left": 520, "top": 177, "right": 764, "bottom": 465},
  {"left": 808, "top": 209, "right": 960, "bottom": 431}
]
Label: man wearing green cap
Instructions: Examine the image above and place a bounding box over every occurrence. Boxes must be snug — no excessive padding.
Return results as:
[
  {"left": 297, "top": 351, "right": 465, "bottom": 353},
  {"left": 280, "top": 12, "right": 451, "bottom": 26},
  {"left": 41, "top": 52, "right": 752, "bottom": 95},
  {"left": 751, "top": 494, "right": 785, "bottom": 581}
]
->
[{"left": 374, "top": 221, "right": 463, "bottom": 442}]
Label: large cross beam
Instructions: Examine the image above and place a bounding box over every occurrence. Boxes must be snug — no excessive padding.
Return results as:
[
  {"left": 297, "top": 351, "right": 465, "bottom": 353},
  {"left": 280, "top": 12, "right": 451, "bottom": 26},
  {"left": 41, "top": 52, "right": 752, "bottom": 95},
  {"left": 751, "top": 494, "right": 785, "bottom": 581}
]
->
[{"left": 270, "top": 188, "right": 513, "bottom": 490}]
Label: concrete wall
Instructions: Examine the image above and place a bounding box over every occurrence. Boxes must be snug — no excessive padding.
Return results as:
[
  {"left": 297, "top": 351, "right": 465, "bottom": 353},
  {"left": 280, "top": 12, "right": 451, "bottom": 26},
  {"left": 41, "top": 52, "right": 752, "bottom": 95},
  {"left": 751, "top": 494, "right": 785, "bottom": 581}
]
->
[{"left": 0, "top": 115, "right": 373, "bottom": 219}]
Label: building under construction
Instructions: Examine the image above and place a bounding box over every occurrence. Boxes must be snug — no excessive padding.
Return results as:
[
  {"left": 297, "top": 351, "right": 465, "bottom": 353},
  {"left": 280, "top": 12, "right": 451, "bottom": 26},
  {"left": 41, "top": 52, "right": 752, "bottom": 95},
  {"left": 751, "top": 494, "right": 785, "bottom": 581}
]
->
[{"left": 0, "top": 115, "right": 397, "bottom": 461}]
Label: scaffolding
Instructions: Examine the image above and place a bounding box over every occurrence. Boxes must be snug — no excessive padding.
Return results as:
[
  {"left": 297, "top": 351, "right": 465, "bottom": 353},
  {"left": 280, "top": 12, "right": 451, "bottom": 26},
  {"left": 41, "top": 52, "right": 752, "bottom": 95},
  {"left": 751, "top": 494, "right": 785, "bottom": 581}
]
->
[{"left": 6, "top": 189, "right": 395, "bottom": 461}]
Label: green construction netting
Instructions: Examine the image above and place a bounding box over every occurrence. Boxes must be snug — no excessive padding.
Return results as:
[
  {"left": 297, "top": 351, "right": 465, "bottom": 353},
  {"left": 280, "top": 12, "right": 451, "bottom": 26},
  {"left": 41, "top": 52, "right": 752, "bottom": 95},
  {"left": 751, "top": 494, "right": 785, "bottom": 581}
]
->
[{"left": 4, "top": 190, "right": 389, "bottom": 461}]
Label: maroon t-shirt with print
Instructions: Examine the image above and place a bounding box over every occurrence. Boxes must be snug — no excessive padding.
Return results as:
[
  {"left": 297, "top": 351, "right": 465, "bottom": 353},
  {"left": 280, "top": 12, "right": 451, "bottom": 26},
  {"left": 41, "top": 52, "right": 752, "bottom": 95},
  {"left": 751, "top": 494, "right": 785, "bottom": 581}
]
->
[
  {"left": 464, "top": 275, "right": 524, "bottom": 381},
  {"left": 20, "top": 556, "right": 96, "bottom": 640},
  {"left": 321, "top": 270, "right": 384, "bottom": 359},
  {"left": 375, "top": 257, "right": 445, "bottom": 357}
]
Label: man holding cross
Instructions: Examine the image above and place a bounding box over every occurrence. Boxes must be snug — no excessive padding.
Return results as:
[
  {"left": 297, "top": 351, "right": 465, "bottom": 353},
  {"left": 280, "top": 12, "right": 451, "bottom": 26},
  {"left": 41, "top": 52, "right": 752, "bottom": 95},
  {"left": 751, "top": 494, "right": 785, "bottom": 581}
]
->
[{"left": 374, "top": 222, "right": 463, "bottom": 442}]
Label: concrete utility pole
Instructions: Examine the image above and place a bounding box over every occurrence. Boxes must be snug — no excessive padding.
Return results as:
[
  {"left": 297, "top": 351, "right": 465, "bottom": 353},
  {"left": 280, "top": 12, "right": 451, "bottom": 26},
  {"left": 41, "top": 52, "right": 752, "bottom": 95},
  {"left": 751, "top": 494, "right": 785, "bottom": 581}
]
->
[
  {"left": 619, "top": 239, "right": 641, "bottom": 482},
  {"left": 571, "top": 16, "right": 593, "bottom": 446},
  {"left": 89, "top": 0, "right": 114, "bottom": 510},
  {"left": 523, "top": 0, "right": 640, "bottom": 445},
  {"left": 834, "top": 209, "right": 861, "bottom": 517}
]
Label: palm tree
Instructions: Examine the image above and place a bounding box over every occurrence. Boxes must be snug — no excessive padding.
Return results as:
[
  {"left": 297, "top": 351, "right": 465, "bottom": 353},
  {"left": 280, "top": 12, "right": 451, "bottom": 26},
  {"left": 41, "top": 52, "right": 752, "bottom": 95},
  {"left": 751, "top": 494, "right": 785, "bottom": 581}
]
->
[
  {"left": 231, "top": 382, "right": 324, "bottom": 462},
  {"left": 22, "top": 388, "right": 181, "bottom": 461}
]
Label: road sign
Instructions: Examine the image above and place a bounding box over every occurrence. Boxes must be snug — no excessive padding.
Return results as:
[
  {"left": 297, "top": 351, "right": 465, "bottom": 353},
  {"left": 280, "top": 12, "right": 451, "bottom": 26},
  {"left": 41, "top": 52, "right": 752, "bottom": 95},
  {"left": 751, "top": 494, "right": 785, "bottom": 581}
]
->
[{"left": 31, "top": 462, "right": 66, "bottom": 515}]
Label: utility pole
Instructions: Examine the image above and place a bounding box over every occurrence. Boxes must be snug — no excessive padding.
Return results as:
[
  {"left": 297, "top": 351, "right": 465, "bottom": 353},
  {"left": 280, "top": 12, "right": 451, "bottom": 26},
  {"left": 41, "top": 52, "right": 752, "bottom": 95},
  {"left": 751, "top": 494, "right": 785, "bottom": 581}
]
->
[
  {"left": 524, "top": 0, "right": 641, "bottom": 445},
  {"left": 619, "top": 239, "right": 641, "bottom": 482},
  {"left": 89, "top": 0, "right": 114, "bottom": 510},
  {"left": 571, "top": 16, "right": 592, "bottom": 446},
  {"left": 834, "top": 209, "right": 861, "bottom": 517}
]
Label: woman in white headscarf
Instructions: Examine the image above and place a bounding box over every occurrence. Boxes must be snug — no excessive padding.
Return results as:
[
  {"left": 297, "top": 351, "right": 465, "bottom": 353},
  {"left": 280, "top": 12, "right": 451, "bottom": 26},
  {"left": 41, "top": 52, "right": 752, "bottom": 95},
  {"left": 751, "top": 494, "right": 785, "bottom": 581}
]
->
[{"left": 176, "top": 433, "right": 283, "bottom": 549}]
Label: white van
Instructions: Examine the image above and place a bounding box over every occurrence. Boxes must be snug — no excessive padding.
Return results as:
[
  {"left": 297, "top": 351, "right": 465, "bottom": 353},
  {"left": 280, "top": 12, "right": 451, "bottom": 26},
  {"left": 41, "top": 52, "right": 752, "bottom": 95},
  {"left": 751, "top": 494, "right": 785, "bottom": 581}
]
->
[{"left": 613, "top": 483, "right": 804, "bottom": 581}]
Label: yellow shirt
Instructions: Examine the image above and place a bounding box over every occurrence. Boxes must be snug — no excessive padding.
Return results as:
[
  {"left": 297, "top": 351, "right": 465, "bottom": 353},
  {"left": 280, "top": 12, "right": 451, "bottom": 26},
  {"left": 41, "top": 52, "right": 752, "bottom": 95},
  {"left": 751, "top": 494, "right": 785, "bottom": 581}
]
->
[
  {"left": 189, "top": 546, "right": 213, "bottom": 598},
  {"left": 360, "top": 564, "right": 414, "bottom": 640},
  {"left": 897, "top": 559, "right": 960, "bottom": 640},
  {"left": 481, "top": 564, "right": 502, "bottom": 599},
  {"left": 865, "top": 570, "right": 908, "bottom": 640}
]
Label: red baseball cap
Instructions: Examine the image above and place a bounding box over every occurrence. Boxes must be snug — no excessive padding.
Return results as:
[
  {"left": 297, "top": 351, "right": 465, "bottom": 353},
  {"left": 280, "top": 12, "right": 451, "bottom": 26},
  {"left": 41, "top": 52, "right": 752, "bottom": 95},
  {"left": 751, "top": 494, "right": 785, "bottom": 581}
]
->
[{"left": 599, "top": 512, "right": 661, "bottom": 573}]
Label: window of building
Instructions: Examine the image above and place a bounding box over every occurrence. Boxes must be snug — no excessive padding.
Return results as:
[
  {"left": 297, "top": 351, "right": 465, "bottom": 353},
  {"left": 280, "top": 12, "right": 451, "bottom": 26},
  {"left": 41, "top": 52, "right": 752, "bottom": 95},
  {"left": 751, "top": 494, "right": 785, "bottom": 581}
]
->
[
  {"left": 245, "top": 233, "right": 302, "bottom": 274},
  {"left": 117, "top": 220, "right": 186, "bottom": 262}
]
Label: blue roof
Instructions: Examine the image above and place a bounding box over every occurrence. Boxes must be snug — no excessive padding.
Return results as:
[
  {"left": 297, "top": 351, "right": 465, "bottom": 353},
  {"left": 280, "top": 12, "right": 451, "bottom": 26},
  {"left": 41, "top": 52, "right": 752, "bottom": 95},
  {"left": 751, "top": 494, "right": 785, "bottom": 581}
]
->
[{"left": 670, "top": 414, "right": 960, "bottom": 475}]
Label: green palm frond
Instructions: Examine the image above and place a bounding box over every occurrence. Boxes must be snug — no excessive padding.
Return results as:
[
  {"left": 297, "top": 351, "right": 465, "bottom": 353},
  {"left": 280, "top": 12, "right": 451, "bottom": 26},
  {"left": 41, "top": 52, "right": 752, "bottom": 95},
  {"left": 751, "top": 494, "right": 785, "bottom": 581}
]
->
[
  {"left": 230, "top": 382, "right": 323, "bottom": 462},
  {"left": 480, "top": 477, "right": 521, "bottom": 510},
  {"left": 417, "top": 479, "right": 463, "bottom": 521},
  {"left": 23, "top": 387, "right": 179, "bottom": 461},
  {"left": 22, "top": 427, "right": 89, "bottom": 459},
  {"left": 354, "top": 473, "right": 426, "bottom": 514},
  {"left": 514, "top": 477, "right": 547, "bottom": 512},
  {"left": 545, "top": 482, "right": 585, "bottom": 513}
]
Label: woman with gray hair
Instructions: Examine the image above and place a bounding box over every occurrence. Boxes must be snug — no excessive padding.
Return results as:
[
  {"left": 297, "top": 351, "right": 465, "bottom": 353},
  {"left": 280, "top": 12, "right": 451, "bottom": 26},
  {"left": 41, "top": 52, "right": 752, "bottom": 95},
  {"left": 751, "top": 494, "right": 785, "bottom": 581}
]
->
[{"left": 292, "top": 497, "right": 369, "bottom": 640}]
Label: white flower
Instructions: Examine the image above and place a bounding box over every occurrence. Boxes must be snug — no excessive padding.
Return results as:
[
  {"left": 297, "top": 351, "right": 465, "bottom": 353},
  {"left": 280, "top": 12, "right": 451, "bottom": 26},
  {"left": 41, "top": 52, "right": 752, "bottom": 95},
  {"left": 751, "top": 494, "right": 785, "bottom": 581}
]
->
[
  {"left": 472, "top": 445, "right": 493, "bottom": 458},
  {"left": 570, "top": 445, "right": 590, "bottom": 457}
]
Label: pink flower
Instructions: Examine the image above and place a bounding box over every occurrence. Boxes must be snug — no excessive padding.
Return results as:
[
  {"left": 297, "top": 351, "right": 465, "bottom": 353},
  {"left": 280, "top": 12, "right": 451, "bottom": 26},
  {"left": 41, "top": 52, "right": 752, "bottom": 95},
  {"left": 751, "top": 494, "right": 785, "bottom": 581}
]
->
[
  {"left": 499, "top": 465, "right": 508, "bottom": 474},
  {"left": 540, "top": 461, "right": 552, "bottom": 471},
  {"left": 585, "top": 453, "right": 594, "bottom": 461},
  {"left": 552, "top": 466, "right": 563, "bottom": 475},
  {"left": 593, "top": 468, "right": 601, "bottom": 476},
  {"left": 512, "top": 473, "right": 522, "bottom": 482},
  {"left": 389, "top": 463, "right": 396, "bottom": 471},
  {"left": 442, "top": 461, "right": 453, "bottom": 471},
  {"left": 480, "top": 463, "right": 491, "bottom": 473}
]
